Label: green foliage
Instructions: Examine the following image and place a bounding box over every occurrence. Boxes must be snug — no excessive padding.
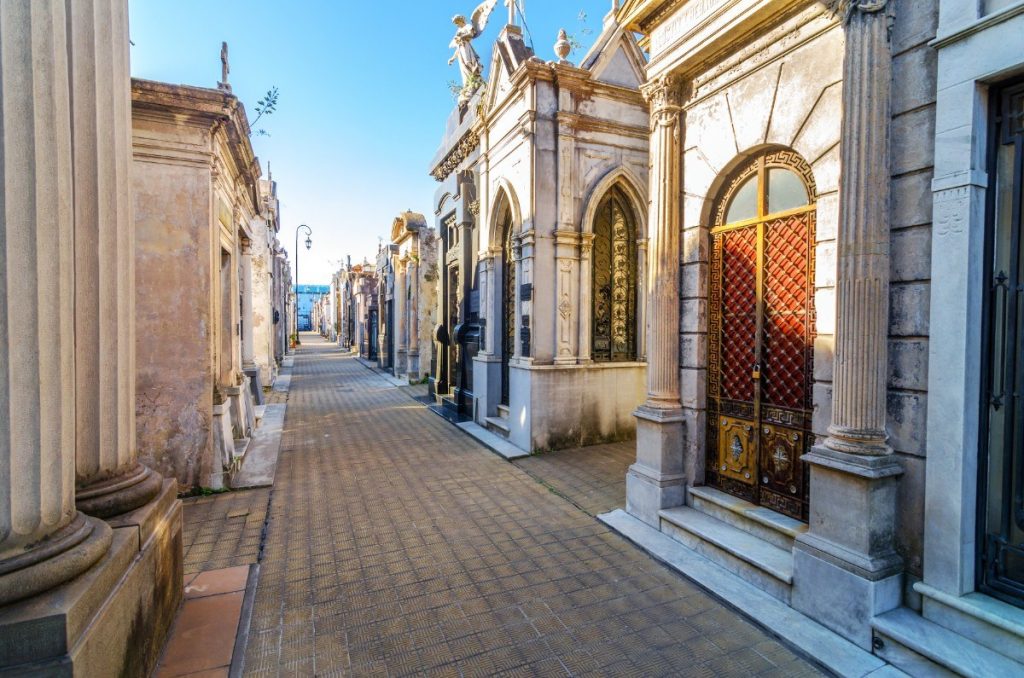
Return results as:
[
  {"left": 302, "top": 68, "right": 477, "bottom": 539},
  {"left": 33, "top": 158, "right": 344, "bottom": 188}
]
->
[
  {"left": 566, "top": 10, "right": 594, "bottom": 57},
  {"left": 250, "top": 86, "right": 279, "bottom": 137}
]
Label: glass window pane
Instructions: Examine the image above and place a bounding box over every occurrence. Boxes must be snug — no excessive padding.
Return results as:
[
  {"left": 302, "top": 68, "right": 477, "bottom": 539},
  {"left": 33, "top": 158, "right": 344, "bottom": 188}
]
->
[
  {"left": 725, "top": 175, "right": 758, "bottom": 224},
  {"left": 768, "top": 168, "right": 809, "bottom": 213}
]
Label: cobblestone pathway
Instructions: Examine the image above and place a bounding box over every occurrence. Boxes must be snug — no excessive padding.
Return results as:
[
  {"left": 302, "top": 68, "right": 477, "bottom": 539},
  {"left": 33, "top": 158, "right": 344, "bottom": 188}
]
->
[{"left": 238, "top": 336, "right": 823, "bottom": 677}]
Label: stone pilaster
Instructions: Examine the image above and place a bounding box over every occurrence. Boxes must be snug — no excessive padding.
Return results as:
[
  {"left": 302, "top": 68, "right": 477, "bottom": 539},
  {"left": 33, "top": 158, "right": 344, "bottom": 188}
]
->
[
  {"left": 395, "top": 257, "right": 408, "bottom": 376},
  {"left": 792, "top": 1, "right": 903, "bottom": 649},
  {"left": 408, "top": 254, "right": 420, "bottom": 377},
  {"left": 627, "top": 74, "right": 686, "bottom": 527},
  {"left": 554, "top": 230, "right": 580, "bottom": 365},
  {"left": 240, "top": 238, "right": 255, "bottom": 366},
  {"left": 0, "top": 0, "right": 112, "bottom": 605},
  {"left": 637, "top": 238, "right": 649, "bottom": 361},
  {"left": 69, "top": 0, "right": 161, "bottom": 519},
  {"left": 578, "top": 233, "right": 595, "bottom": 363}
]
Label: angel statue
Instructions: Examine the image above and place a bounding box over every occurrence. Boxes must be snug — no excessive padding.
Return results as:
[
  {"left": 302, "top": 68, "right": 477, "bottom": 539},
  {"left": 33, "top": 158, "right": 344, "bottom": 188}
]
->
[{"left": 448, "top": 0, "right": 499, "bottom": 105}]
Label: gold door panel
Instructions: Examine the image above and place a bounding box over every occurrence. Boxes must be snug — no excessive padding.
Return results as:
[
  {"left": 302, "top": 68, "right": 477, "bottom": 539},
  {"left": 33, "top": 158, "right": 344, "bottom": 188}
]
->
[{"left": 716, "top": 415, "right": 757, "bottom": 486}]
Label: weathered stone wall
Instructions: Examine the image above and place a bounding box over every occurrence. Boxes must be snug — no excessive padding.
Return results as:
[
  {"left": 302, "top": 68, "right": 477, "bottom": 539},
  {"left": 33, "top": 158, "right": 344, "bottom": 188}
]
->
[
  {"left": 133, "top": 150, "right": 213, "bottom": 489},
  {"left": 417, "top": 231, "right": 440, "bottom": 378},
  {"left": 251, "top": 216, "right": 276, "bottom": 385},
  {"left": 886, "top": 0, "right": 939, "bottom": 581}
]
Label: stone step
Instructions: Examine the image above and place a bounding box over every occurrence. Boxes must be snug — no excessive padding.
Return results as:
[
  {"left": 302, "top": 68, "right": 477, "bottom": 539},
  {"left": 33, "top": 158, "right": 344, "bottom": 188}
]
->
[
  {"left": 915, "top": 582, "right": 1024, "bottom": 664},
  {"left": 485, "top": 416, "right": 510, "bottom": 438},
  {"left": 873, "top": 607, "right": 1024, "bottom": 678},
  {"left": 688, "top": 486, "right": 807, "bottom": 551},
  {"left": 496, "top": 404, "right": 510, "bottom": 418},
  {"left": 659, "top": 506, "right": 794, "bottom": 603}
]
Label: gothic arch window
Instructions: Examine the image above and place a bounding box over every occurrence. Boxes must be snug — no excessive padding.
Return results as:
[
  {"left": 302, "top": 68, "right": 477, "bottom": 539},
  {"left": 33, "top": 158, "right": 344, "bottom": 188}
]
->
[
  {"left": 498, "top": 201, "right": 515, "bottom": 406},
  {"left": 592, "top": 185, "right": 638, "bottom": 363},
  {"left": 706, "top": 148, "right": 817, "bottom": 521}
]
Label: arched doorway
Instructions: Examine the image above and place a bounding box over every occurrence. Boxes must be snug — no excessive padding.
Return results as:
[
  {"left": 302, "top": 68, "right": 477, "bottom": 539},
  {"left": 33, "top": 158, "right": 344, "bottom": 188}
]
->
[
  {"left": 592, "top": 186, "right": 639, "bottom": 362},
  {"left": 499, "top": 204, "right": 515, "bottom": 406},
  {"left": 706, "top": 149, "right": 817, "bottom": 522}
]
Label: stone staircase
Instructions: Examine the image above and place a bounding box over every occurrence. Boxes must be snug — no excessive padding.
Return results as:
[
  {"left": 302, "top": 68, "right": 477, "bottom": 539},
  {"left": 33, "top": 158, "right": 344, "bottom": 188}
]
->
[
  {"left": 659, "top": 486, "right": 806, "bottom": 604},
  {"left": 485, "top": 404, "right": 511, "bottom": 439}
]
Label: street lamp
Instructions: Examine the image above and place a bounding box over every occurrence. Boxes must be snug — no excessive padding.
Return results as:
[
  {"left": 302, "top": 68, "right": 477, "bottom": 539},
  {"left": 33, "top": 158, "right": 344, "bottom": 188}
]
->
[{"left": 295, "top": 224, "right": 312, "bottom": 343}]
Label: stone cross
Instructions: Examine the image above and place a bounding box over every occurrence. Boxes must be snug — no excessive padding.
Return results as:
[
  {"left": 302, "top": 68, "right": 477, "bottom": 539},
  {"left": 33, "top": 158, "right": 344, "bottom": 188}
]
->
[
  {"left": 219, "top": 41, "right": 231, "bottom": 91},
  {"left": 504, "top": 0, "right": 518, "bottom": 26}
]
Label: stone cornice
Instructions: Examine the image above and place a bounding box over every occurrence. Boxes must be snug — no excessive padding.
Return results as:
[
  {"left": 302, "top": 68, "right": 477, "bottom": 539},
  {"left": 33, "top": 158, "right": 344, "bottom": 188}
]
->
[
  {"left": 430, "top": 130, "right": 480, "bottom": 183},
  {"left": 132, "top": 77, "right": 261, "bottom": 210}
]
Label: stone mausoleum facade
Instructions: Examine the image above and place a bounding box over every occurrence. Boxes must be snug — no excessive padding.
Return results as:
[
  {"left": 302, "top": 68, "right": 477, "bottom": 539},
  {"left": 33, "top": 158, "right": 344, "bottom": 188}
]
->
[
  {"left": 385, "top": 212, "right": 438, "bottom": 382},
  {"left": 599, "top": 0, "right": 1024, "bottom": 674},
  {"left": 132, "top": 77, "right": 269, "bottom": 491}
]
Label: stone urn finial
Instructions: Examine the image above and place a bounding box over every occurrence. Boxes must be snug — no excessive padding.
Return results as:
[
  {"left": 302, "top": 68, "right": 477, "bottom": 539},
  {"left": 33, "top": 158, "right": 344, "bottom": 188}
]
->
[{"left": 555, "top": 29, "right": 572, "bottom": 63}]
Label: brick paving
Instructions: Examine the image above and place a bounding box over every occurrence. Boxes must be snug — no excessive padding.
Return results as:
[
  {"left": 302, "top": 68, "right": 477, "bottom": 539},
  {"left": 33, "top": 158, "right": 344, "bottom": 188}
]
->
[
  {"left": 236, "top": 336, "right": 823, "bottom": 677},
  {"left": 182, "top": 487, "right": 270, "bottom": 575},
  {"left": 513, "top": 442, "right": 634, "bottom": 517}
]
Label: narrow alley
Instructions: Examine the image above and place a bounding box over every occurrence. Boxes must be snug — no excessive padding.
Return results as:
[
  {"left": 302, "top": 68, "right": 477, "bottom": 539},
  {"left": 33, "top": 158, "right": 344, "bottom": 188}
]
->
[{"left": 182, "top": 336, "right": 823, "bottom": 676}]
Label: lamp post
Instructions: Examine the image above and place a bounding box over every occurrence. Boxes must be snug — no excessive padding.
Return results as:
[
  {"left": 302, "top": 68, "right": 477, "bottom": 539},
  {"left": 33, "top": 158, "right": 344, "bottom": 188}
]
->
[{"left": 294, "top": 224, "right": 312, "bottom": 344}]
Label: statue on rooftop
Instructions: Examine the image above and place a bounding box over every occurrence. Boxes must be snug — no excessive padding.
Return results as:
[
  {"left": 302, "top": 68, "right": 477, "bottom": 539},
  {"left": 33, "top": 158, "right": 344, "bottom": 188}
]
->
[{"left": 448, "top": 0, "right": 499, "bottom": 105}]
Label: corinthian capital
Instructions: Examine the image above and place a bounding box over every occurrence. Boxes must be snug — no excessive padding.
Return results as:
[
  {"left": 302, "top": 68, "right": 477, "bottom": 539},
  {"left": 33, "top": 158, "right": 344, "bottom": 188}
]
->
[
  {"left": 641, "top": 73, "right": 686, "bottom": 125},
  {"left": 830, "top": 0, "right": 888, "bottom": 21}
]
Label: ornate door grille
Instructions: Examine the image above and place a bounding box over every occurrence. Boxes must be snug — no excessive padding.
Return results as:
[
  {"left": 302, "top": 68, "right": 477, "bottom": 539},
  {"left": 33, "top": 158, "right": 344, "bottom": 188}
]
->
[
  {"left": 979, "top": 80, "right": 1024, "bottom": 607},
  {"left": 706, "top": 150, "right": 817, "bottom": 521},
  {"left": 501, "top": 212, "right": 515, "bottom": 406},
  {"left": 592, "top": 187, "right": 638, "bottom": 362}
]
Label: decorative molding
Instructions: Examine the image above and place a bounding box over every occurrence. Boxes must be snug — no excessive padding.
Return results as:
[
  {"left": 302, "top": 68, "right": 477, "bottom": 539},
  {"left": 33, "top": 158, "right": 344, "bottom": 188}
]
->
[{"left": 431, "top": 130, "right": 480, "bottom": 182}]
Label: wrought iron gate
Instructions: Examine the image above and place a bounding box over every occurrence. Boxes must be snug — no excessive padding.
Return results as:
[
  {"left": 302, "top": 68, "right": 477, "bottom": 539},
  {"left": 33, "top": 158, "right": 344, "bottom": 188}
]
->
[
  {"left": 979, "top": 80, "right": 1024, "bottom": 607},
  {"left": 706, "top": 150, "right": 817, "bottom": 521},
  {"left": 592, "top": 186, "right": 638, "bottom": 362},
  {"left": 501, "top": 214, "right": 515, "bottom": 406}
]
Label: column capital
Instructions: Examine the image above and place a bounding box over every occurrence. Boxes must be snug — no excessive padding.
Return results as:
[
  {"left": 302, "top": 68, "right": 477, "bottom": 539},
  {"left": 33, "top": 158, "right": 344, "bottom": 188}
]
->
[
  {"left": 641, "top": 73, "right": 687, "bottom": 126},
  {"left": 831, "top": 0, "right": 889, "bottom": 21}
]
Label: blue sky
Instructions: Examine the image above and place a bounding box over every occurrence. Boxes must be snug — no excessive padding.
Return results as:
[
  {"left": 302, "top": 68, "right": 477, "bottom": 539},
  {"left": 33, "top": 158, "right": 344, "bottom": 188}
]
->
[{"left": 129, "top": 0, "right": 616, "bottom": 286}]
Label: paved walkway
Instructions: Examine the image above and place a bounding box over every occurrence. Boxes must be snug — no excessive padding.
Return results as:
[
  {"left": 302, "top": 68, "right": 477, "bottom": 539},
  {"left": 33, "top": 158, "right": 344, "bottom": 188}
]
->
[{"left": 207, "top": 336, "right": 821, "bottom": 677}]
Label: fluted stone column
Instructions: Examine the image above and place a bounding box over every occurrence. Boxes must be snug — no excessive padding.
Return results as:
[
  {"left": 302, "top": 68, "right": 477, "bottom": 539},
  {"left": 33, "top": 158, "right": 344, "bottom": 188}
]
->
[
  {"left": 69, "top": 0, "right": 161, "bottom": 519},
  {"left": 0, "top": 0, "right": 112, "bottom": 606},
  {"left": 792, "top": 1, "right": 903, "bottom": 649},
  {"left": 626, "top": 74, "right": 686, "bottom": 527}
]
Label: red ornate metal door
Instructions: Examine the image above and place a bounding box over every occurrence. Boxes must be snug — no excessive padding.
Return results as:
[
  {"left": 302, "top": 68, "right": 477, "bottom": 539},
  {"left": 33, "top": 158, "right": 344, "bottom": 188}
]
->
[{"left": 707, "top": 150, "right": 816, "bottom": 521}]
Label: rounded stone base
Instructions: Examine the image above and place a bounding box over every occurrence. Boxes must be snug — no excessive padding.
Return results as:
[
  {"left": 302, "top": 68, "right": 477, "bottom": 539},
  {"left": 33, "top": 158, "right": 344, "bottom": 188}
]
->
[
  {"left": 76, "top": 462, "right": 163, "bottom": 519},
  {"left": 0, "top": 512, "right": 112, "bottom": 606}
]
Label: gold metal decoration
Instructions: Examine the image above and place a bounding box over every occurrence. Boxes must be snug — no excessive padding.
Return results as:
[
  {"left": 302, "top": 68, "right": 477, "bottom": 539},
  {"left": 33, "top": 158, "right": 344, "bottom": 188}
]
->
[
  {"left": 592, "top": 187, "right": 638, "bottom": 362},
  {"left": 501, "top": 209, "right": 515, "bottom": 406}
]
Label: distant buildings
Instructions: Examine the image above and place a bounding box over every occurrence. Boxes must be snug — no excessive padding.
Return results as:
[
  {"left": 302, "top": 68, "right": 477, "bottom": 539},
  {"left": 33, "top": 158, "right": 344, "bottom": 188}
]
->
[{"left": 296, "top": 284, "right": 331, "bottom": 332}]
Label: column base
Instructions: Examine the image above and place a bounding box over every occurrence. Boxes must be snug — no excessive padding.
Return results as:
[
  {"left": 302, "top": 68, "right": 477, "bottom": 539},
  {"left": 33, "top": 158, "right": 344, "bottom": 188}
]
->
[
  {"left": 793, "top": 544, "right": 902, "bottom": 649},
  {"left": 0, "top": 513, "right": 112, "bottom": 607},
  {"left": 77, "top": 462, "right": 163, "bottom": 520},
  {"left": 792, "top": 444, "right": 905, "bottom": 648},
  {"left": 626, "top": 406, "right": 686, "bottom": 527},
  {"left": 0, "top": 479, "right": 182, "bottom": 676}
]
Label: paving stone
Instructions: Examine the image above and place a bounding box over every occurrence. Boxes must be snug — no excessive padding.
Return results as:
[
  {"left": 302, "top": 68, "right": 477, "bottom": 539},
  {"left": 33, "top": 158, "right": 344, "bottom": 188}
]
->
[{"left": 230, "top": 336, "right": 822, "bottom": 676}]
